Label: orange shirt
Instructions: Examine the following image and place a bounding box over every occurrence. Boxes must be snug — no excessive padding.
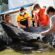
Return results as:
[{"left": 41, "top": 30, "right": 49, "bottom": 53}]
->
[
  {"left": 17, "top": 13, "right": 32, "bottom": 27},
  {"left": 35, "top": 9, "right": 50, "bottom": 27},
  {"left": 17, "top": 13, "right": 32, "bottom": 22}
]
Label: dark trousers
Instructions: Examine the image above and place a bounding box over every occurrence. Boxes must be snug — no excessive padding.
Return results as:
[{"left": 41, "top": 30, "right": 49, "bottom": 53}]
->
[{"left": 23, "top": 27, "right": 38, "bottom": 32}]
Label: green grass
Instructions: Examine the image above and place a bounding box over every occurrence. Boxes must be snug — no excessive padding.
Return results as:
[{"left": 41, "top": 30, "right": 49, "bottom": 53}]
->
[
  {"left": 0, "top": 49, "right": 22, "bottom": 55},
  {"left": 0, "top": 48, "right": 55, "bottom": 55}
]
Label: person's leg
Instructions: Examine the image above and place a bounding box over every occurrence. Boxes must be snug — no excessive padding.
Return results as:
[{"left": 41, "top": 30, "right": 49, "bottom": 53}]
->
[
  {"left": 22, "top": 27, "right": 35, "bottom": 32},
  {"left": 34, "top": 27, "right": 44, "bottom": 32},
  {"left": 27, "top": 27, "right": 44, "bottom": 32},
  {"left": 23, "top": 28, "right": 29, "bottom": 32},
  {"left": 23, "top": 26, "right": 46, "bottom": 33},
  {"left": 28, "top": 27, "right": 38, "bottom": 32}
]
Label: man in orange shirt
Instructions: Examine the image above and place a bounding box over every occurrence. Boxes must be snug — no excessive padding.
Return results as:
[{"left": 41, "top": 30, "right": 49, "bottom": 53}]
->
[{"left": 33, "top": 4, "right": 50, "bottom": 32}]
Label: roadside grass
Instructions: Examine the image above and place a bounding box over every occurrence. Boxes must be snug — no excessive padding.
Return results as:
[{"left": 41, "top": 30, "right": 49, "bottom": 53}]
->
[{"left": 0, "top": 48, "right": 55, "bottom": 55}]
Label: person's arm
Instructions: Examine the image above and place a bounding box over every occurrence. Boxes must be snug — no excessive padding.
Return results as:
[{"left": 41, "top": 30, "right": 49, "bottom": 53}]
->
[
  {"left": 34, "top": 14, "right": 39, "bottom": 27},
  {"left": 28, "top": 17, "right": 32, "bottom": 27},
  {"left": 17, "top": 15, "right": 26, "bottom": 29},
  {"left": 41, "top": 28, "right": 52, "bottom": 35},
  {"left": 40, "top": 17, "right": 52, "bottom": 35},
  {"left": 27, "top": 13, "right": 32, "bottom": 27},
  {"left": 42, "top": 25, "right": 55, "bottom": 36},
  {"left": 34, "top": 16, "right": 37, "bottom": 27}
]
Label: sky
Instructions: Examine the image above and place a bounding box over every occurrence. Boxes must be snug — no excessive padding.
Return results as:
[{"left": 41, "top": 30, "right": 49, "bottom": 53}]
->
[{"left": 8, "top": 0, "right": 55, "bottom": 9}]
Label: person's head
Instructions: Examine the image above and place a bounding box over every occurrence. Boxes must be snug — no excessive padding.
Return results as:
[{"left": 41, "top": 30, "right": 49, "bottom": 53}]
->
[
  {"left": 47, "top": 7, "right": 55, "bottom": 17},
  {"left": 20, "top": 7, "right": 26, "bottom": 15},
  {"left": 33, "top": 4, "right": 40, "bottom": 10},
  {"left": 33, "top": 4, "right": 40, "bottom": 14},
  {"left": 4, "top": 14, "right": 11, "bottom": 23}
]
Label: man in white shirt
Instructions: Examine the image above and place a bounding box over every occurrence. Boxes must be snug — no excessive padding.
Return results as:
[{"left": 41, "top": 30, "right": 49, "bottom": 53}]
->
[{"left": 42, "top": 7, "right": 55, "bottom": 47}]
